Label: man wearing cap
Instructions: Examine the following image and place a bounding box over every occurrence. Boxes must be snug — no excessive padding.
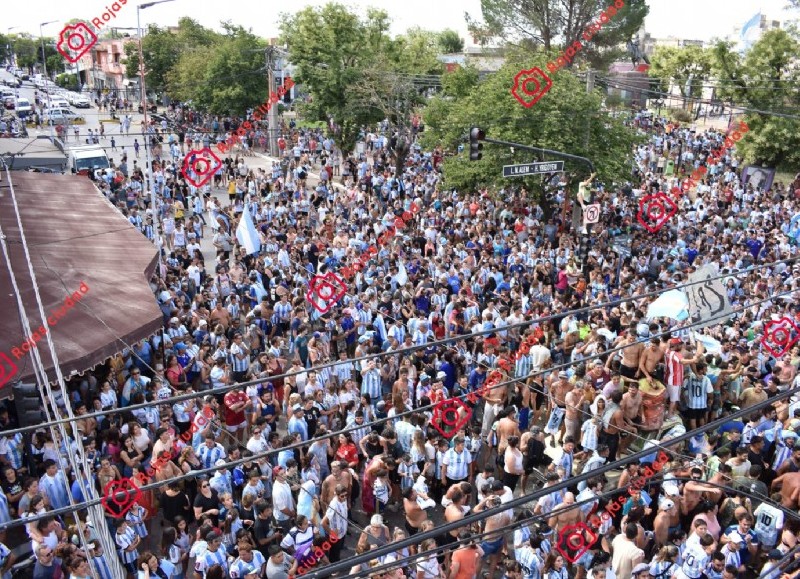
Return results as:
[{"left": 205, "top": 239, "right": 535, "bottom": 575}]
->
[
  {"left": 632, "top": 563, "right": 652, "bottom": 579},
  {"left": 654, "top": 499, "right": 676, "bottom": 548},
  {"left": 288, "top": 404, "right": 309, "bottom": 442},
  {"left": 167, "top": 316, "right": 189, "bottom": 341},
  {"left": 273, "top": 466, "right": 296, "bottom": 534},
  {"left": 720, "top": 532, "right": 744, "bottom": 573}
]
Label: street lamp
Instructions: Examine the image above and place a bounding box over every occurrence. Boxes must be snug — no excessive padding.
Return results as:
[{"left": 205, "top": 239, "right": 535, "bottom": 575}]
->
[
  {"left": 137, "top": 0, "right": 176, "bottom": 278},
  {"left": 6, "top": 27, "right": 18, "bottom": 68},
  {"left": 39, "top": 21, "right": 58, "bottom": 80}
]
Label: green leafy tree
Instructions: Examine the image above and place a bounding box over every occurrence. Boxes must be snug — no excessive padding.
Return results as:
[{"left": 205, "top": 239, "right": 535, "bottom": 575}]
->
[
  {"left": 280, "top": 4, "right": 439, "bottom": 155},
  {"left": 648, "top": 45, "right": 711, "bottom": 101},
  {"left": 465, "top": 0, "right": 647, "bottom": 66},
  {"left": 125, "top": 18, "right": 219, "bottom": 92},
  {"left": 13, "top": 35, "right": 40, "bottom": 69},
  {"left": 438, "top": 29, "right": 464, "bottom": 53},
  {"left": 420, "top": 55, "right": 643, "bottom": 194},
  {"left": 390, "top": 28, "right": 442, "bottom": 75},
  {"left": 441, "top": 65, "right": 480, "bottom": 98},
  {"left": 168, "top": 24, "right": 266, "bottom": 114},
  {"left": 710, "top": 30, "right": 800, "bottom": 168}
]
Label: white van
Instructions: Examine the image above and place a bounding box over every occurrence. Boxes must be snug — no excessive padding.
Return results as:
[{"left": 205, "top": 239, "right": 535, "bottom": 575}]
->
[
  {"left": 71, "top": 146, "right": 110, "bottom": 176},
  {"left": 15, "top": 97, "right": 32, "bottom": 118}
]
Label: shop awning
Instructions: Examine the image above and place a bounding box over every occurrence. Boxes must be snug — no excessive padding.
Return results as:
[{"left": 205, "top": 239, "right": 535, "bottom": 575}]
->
[{"left": 0, "top": 172, "right": 162, "bottom": 393}]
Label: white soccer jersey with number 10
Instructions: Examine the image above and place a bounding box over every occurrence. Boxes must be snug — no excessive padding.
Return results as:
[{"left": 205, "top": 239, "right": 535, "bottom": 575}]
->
[{"left": 754, "top": 503, "right": 784, "bottom": 547}]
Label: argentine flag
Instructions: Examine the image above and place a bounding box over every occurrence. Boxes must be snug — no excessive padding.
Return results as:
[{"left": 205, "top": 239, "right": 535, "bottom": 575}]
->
[{"left": 236, "top": 200, "right": 261, "bottom": 255}]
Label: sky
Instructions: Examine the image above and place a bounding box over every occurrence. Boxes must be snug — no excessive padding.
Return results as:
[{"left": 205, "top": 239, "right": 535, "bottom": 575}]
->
[{"left": 3, "top": 0, "right": 798, "bottom": 47}]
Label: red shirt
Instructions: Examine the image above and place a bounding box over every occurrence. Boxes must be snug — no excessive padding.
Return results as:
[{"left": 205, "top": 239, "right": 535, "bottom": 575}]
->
[
  {"left": 223, "top": 390, "right": 248, "bottom": 426},
  {"left": 336, "top": 443, "right": 358, "bottom": 466}
]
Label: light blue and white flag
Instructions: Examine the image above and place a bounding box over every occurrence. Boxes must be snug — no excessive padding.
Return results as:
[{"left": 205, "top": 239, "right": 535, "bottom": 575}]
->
[
  {"left": 236, "top": 202, "right": 261, "bottom": 255},
  {"left": 740, "top": 12, "right": 761, "bottom": 51}
]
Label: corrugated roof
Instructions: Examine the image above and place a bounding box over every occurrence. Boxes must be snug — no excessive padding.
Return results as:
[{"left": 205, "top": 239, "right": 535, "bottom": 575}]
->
[{"left": 0, "top": 172, "right": 162, "bottom": 391}]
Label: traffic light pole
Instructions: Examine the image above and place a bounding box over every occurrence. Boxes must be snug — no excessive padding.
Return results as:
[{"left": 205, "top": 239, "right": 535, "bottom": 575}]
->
[{"left": 480, "top": 136, "right": 595, "bottom": 173}]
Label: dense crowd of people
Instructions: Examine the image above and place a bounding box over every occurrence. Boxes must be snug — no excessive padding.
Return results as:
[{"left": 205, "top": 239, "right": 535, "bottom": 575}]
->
[{"left": 2, "top": 102, "right": 800, "bottom": 579}]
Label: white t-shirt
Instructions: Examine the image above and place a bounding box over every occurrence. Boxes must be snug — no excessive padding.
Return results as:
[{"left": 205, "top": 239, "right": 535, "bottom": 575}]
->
[
  {"left": 273, "top": 480, "right": 295, "bottom": 522},
  {"left": 754, "top": 503, "right": 784, "bottom": 547}
]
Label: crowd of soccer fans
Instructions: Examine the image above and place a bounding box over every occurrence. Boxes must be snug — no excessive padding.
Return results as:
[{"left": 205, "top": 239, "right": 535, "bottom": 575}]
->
[{"left": 1, "top": 106, "right": 800, "bottom": 579}]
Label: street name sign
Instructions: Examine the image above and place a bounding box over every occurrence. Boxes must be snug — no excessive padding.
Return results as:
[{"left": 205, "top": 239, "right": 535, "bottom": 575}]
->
[{"left": 503, "top": 161, "right": 564, "bottom": 177}]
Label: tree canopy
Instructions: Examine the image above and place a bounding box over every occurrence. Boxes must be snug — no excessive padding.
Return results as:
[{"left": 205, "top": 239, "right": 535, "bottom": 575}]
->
[
  {"left": 466, "top": 0, "right": 647, "bottom": 67},
  {"left": 280, "top": 3, "right": 443, "bottom": 156},
  {"left": 710, "top": 29, "right": 800, "bottom": 168},
  {"left": 420, "top": 53, "right": 643, "bottom": 194}
]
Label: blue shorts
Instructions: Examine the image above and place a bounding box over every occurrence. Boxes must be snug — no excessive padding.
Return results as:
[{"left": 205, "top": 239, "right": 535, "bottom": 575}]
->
[{"left": 480, "top": 537, "right": 504, "bottom": 557}]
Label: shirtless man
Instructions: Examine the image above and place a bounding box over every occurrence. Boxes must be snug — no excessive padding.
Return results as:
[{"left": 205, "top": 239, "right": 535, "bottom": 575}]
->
[
  {"left": 638, "top": 337, "right": 665, "bottom": 386},
  {"left": 599, "top": 391, "right": 626, "bottom": 462},
  {"left": 547, "top": 492, "right": 583, "bottom": 536},
  {"left": 653, "top": 499, "right": 676, "bottom": 547},
  {"left": 481, "top": 370, "right": 509, "bottom": 440},
  {"left": 618, "top": 382, "right": 642, "bottom": 454},
  {"left": 683, "top": 469, "right": 723, "bottom": 513},
  {"left": 549, "top": 371, "right": 574, "bottom": 445},
  {"left": 496, "top": 407, "right": 521, "bottom": 456},
  {"left": 564, "top": 381, "right": 585, "bottom": 444},
  {"left": 440, "top": 488, "right": 468, "bottom": 566},
  {"left": 616, "top": 329, "right": 644, "bottom": 385},
  {"left": 403, "top": 488, "right": 428, "bottom": 536},
  {"left": 393, "top": 367, "right": 410, "bottom": 400},
  {"left": 320, "top": 462, "right": 353, "bottom": 511},
  {"left": 771, "top": 471, "right": 800, "bottom": 508},
  {"left": 474, "top": 494, "right": 512, "bottom": 577}
]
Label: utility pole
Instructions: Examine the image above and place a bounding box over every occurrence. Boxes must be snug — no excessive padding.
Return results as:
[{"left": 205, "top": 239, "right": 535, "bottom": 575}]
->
[
  {"left": 266, "top": 45, "right": 279, "bottom": 157},
  {"left": 584, "top": 70, "right": 595, "bottom": 150}
]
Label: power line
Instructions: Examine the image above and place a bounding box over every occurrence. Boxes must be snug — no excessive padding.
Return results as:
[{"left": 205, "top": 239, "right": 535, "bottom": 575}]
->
[
  {"left": 340, "top": 474, "right": 800, "bottom": 579},
  {"left": 4, "top": 251, "right": 794, "bottom": 440},
  {"left": 300, "top": 383, "right": 800, "bottom": 579},
  {"left": 3, "top": 282, "right": 793, "bottom": 531},
  {"left": 596, "top": 75, "right": 800, "bottom": 121}
]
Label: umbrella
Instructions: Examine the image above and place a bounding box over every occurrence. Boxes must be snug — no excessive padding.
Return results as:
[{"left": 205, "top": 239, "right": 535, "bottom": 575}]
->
[{"left": 646, "top": 289, "right": 689, "bottom": 321}]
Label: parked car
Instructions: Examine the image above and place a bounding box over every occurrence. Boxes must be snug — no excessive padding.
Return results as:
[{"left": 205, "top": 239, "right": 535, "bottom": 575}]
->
[
  {"left": 15, "top": 97, "right": 32, "bottom": 118},
  {"left": 44, "top": 107, "right": 83, "bottom": 124},
  {"left": 49, "top": 98, "right": 70, "bottom": 109},
  {"left": 3, "top": 96, "right": 14, "bottom": 110},
  {"left": 68, "top": 93, "right": 91, "bottom": 108},
  {"left": 138, "top": 102, "right": 158, "bottom": 113}
]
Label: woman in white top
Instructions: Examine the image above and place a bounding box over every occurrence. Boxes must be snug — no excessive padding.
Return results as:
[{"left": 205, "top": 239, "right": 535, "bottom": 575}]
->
[
  {"left": 415, "top": 538, "right": 443, "bottom": 579},
  {"left": 503, "top": 435, "right": 525, "bottom": 492}
]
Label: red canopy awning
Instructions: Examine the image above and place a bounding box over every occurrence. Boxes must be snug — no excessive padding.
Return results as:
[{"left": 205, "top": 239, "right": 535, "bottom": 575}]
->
[{"left": 0, "top": 172, "right": 163, "bottom": 392}]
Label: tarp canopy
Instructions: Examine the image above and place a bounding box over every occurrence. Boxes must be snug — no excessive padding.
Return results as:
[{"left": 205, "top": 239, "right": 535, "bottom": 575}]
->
[{"left": 0, "top": 172, "right": 162, "bottom": 393}]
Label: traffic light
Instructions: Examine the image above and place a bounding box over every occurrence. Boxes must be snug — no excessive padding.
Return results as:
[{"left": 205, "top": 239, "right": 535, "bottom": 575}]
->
[
  {"left": 469, "top": 127, "right": 485, "bottom": 161},
  {"left": 13, "top": 382, "right": 43, "bottom": 428}
]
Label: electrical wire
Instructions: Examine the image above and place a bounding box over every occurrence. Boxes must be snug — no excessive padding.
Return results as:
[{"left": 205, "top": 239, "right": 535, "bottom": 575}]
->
[
  {"left": 3, "top": 248, "right": 794, "bottom": 440},
  {"left": 339, "top": 472, "right": 800, "bottom": 579},
  {"left": 0, "top": 156, "right": 125, "bottom": 577},
  {"left": 2, "top": 282, "right": 794, "bottom": 532},
  {"left": 299, "top": 383, "right": 800, "bottom": 579},
  {"left": 595, "top": 75, "right": 800, "bottom": 121}
]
